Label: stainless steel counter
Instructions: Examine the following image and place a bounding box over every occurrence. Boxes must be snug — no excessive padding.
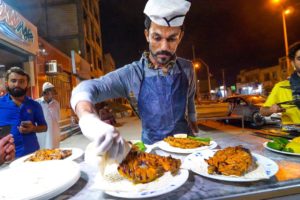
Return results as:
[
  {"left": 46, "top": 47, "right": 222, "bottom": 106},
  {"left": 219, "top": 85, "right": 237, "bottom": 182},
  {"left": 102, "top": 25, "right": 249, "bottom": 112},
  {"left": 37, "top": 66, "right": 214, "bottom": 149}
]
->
[{"left": 56, "top": 130, "right": 300, "bottom": 200}]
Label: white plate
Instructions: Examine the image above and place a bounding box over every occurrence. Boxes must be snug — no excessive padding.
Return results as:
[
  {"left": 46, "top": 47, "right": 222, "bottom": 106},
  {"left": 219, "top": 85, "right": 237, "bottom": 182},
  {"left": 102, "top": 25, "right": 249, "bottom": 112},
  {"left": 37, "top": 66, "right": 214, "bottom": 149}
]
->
[
  {"left": 184, "top": 149, "right": 278, "bottom": 182},
  {"left": 103, "top": 169, "right": 189, "bottom": 198},
  {"left": 9, "top": 148, "right": 84, "bottom": 168},
  {"left": 155, "top": 140, "right": 217, "bottom": 154},
  {"left": 263, "top": 142, "right": 300, "bottom": 156},
  {"left": 0, "top": 160, "right": 80, "bottom": 200}
]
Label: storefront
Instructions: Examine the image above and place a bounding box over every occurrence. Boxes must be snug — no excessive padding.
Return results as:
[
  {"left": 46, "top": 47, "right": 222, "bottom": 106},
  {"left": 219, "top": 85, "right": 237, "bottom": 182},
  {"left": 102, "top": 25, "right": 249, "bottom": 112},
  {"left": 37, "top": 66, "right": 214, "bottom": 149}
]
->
[
  {"left": 0, "top": 0, "right": 38, "bottom": 96},
  {"left": 36, "top": 38, "right": 74, "bottom": 120},
  {"left": 36, "top": 40, "right": 92, "bottom": 120}
]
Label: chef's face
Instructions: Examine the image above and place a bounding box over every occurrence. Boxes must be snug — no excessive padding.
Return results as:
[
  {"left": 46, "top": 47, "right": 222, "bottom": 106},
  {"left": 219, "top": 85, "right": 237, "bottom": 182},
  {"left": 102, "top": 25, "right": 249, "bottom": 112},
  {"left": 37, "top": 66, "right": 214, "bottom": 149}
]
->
[
  {"left": 292, "top": 49, "right": 300, "bottom": 74},
  {"left": 145, "top": 22, "right": 183, "bottom": 66},
  {"left": 5, "top": 72, "right": 28, "bottom": 97}
]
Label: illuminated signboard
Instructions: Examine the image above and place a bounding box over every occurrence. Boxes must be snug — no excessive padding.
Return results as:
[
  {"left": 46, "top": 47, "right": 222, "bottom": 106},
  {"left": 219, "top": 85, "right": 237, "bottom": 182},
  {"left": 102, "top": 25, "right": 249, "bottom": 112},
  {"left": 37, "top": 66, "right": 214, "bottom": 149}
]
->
[{"left": 0, "top": 0, "right": 38, "bottom": 55}]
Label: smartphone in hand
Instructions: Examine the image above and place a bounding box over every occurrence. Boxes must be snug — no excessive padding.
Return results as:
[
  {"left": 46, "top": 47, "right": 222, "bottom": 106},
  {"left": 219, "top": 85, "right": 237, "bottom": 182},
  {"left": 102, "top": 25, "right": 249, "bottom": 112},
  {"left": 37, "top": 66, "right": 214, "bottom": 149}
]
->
[
  {"left": 0, "top": 125, "right": 11, "bottom": 139},
  {"left": 21, "top": 121, "right": 32, "bottom": 126}
]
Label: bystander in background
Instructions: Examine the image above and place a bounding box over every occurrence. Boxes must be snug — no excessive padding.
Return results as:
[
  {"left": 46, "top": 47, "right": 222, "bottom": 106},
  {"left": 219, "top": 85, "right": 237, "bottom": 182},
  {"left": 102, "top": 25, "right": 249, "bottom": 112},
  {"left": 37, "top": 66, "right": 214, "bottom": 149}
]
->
[
  {"left": 0, "top": 67, "right": 47, "bottom": 157},
  {"left": 36, "top": 82, "right": 60, "bottom": 149},
  {"left": 260, "top": 41, "right": 300, "bottom": 125}
]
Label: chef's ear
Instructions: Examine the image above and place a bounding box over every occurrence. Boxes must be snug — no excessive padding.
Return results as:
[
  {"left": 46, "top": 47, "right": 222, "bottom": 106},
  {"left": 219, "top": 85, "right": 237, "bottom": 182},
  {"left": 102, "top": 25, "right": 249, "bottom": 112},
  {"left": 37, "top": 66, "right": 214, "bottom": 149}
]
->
[{"left": 144, "top": 29, "right": 150, "bottom": 43}]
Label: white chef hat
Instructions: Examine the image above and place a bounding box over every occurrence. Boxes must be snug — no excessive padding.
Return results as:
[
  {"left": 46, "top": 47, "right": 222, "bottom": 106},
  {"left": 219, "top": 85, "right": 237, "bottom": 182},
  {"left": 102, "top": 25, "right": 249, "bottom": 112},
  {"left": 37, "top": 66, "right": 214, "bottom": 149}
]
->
[
  {"left": 42, "top": 82, "right": 55, "bottom": 92},
  {"left": 144, "top": 0, "right": 191, "bottom": 27}
]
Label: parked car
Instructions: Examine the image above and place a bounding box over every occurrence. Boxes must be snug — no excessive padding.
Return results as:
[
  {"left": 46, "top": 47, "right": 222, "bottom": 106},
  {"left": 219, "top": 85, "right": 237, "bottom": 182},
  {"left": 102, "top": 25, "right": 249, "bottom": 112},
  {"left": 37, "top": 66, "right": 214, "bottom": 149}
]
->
[{"left": 224, "top": 94, "right": 281, "bottom": 127}]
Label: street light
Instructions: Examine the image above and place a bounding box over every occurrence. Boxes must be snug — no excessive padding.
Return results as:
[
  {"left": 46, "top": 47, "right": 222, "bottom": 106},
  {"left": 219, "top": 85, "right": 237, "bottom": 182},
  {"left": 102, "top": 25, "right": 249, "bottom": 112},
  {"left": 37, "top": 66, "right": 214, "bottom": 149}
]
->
[
  {"left": 271, "top": 0, "right": 292, "bottom": 76},
  {"left": 192, "top": 59, "right": 201, "bottom": 99},
  {"left": 192, "top": 45, "right": 212, "bottom": 99},
  {"left": 192, "top": 58, "right": 211, "bottom": 99}
]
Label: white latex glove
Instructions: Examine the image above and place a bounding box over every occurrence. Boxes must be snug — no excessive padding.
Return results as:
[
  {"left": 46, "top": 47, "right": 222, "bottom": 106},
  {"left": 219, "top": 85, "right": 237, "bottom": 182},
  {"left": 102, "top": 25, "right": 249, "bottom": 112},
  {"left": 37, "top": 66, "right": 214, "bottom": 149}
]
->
[
  {"left": 107, "top": 135, "right": 131, "bottom": 163},
  {"left": 79, "top": 113, "right": 118, "bottom": 156},
  {"left": 79, "top": 113, "right": 130, "bottom": 162}
]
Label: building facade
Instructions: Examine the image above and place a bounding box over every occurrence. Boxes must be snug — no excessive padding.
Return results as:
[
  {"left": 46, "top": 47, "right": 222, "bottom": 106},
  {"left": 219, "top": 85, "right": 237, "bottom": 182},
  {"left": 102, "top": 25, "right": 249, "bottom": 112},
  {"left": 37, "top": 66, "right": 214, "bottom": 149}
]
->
[
  {"left": 236, "top": 64, "right": 285, "bottom": 95},
  {"left": 0, "top": 0, "right": 38, "bottom": 97},
  {"left": 9, "top": 0, "right": 104, "bottom": 78}
]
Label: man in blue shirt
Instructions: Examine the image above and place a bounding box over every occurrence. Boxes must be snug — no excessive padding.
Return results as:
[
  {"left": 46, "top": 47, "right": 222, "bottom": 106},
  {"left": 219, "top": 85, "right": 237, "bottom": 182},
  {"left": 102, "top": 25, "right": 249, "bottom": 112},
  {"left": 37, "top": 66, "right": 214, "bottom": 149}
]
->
[
  {"left": 71, "top": 0, "right": 199, "bottom": 162},
  {"left": 0, "top": 67, "right": 47, "bottom": 157}
]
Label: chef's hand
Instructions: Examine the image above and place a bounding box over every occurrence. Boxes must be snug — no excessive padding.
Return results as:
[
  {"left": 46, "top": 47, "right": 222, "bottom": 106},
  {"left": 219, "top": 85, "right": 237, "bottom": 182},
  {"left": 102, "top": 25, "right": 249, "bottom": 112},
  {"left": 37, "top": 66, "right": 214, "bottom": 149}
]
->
[{"left": 79, "top": 113, "right": 130, "bottom": 161}]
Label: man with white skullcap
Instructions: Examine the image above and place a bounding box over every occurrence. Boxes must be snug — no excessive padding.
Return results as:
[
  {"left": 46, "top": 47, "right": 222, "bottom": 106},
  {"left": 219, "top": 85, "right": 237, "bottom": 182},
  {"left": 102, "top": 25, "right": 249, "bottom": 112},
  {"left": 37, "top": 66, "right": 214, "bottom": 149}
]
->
[
  {"left": 36, "top": 82, "right": 60, "bottom": 149},
  {"left": 71, "top": 0, "right": 198, "bottom": 163}
]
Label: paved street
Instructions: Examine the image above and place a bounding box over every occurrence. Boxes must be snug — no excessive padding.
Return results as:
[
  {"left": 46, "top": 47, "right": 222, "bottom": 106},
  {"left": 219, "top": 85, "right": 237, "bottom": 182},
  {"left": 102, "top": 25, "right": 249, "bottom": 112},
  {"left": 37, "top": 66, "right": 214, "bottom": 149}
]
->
[
  {"left": 60, "top": 116, "right": 253, "bottom": 150},
  {"left": 60, "top": 116, "right": 142, "bottom": 150}
]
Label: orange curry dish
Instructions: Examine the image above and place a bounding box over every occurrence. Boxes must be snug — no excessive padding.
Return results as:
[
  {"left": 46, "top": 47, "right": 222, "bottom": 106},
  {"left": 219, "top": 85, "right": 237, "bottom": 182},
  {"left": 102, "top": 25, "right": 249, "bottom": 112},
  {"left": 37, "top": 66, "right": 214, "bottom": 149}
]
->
[
  {"left": 25, "top": 149, "right": 72, "bottom": 162},
  {"left": 117, "top": 147, "right": 181, "bottom": 184},
  {"left": 164, "top": 136, "right": 210, "bottom": 149},
  {"left": 205, "top": 146, "right": 257, "bottom": 176}
]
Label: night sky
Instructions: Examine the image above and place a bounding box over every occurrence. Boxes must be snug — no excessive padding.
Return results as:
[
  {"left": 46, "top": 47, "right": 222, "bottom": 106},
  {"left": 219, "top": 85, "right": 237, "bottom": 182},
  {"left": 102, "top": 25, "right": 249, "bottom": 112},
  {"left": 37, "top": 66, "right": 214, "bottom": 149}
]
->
[{"left": 100, "top": 0, "right": 300, "bottom": 85}]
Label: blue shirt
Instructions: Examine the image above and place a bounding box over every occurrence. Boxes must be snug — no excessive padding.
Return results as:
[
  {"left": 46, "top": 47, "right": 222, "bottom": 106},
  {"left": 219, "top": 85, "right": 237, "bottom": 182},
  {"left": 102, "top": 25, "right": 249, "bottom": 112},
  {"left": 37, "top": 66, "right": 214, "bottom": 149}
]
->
[
  {"left": 0, "top": 94, "right": 47, "bottom": 157},
  {"left": 71, "top": 56, "right": 197, "bottom": 122}
]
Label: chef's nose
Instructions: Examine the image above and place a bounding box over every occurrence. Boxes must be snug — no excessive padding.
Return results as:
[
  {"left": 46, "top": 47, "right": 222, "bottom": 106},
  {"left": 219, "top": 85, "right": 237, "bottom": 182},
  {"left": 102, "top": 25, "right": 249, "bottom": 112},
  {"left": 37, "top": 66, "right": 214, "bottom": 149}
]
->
[{"left": 160, "top": 39, "right": 170, "bottom": 51}]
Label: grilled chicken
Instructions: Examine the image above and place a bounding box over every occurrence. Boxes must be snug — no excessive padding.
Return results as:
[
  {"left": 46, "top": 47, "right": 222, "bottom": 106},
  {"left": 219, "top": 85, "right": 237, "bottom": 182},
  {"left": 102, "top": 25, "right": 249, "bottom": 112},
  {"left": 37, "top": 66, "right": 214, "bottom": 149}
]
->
[{"left": 205, "top": 146, "right": 257, "bottom": 176}]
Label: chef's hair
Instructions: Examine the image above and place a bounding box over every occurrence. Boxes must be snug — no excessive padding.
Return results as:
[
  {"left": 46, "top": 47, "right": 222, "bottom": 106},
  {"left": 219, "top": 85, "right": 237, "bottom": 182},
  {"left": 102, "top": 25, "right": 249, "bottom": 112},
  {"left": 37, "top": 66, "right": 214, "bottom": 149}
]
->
[
  {"left": 288, "top": 41, "right": 300, "bottom": 60},
  {"left": 5, "top": 66, "right": 30, "bottom": 82},
  {"left": 144, "top": 15, "right": 184, "bottom": 31}
]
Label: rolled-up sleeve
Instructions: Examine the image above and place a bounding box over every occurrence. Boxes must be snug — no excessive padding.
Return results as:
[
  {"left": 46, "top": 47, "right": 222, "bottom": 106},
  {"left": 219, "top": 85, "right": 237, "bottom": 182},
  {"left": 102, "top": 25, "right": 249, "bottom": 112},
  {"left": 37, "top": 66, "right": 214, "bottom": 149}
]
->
[{"left": 71, "top": 66, "right": 131, "bottom": 111}]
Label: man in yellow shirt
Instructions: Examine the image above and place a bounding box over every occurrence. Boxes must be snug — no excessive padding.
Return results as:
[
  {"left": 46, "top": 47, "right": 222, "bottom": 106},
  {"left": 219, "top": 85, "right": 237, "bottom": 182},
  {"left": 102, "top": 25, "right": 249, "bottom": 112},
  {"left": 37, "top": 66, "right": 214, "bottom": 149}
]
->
[{"left": 260, "top": 42, "right": 300, "bottom": 125}]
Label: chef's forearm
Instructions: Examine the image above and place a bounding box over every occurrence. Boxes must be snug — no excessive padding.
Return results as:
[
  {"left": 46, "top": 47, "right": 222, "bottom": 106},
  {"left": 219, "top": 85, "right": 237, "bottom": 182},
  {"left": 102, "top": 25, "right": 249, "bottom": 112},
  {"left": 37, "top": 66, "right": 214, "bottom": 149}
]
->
[{"left": 75, "top": 101, "right": 97, "bottom": 119}]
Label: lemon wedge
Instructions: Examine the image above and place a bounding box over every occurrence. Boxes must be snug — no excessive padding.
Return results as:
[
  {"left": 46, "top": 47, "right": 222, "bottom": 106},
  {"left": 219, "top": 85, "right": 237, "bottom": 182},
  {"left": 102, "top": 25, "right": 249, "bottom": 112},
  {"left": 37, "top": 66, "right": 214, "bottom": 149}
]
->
[
  {"left": 291, "top": 137, "right": 300, "bottom": 143},
  {"left": 174, "top": 133, "right": 188, "bottom": 138},
  {"left": 286, "top": 142, "right": 300, "bottom": 153}
]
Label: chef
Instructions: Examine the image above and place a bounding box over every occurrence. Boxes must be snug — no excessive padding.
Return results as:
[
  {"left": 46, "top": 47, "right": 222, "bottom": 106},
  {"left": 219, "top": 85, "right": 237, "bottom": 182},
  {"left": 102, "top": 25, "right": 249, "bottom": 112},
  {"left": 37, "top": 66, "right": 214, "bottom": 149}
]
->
[{"left": 71, "top": 0, "right": 199, "bottom": 162}]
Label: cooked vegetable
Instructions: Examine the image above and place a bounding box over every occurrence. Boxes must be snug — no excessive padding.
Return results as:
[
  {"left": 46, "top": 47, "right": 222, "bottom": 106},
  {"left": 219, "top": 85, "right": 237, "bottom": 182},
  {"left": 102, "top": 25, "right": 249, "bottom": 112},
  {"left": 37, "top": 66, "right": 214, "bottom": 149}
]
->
[
  {"left": 187, "top": 136, "right": 211, "bottom": 142},
  {"left": 267, "top": 141, "right": 284, "bottom": 151},
  {"left": 271, "top": 137, "right": 289, "bottom": 146},
  {"left": 282, "top": 147, "right": 294, "bottom": 153},
  {"left": 267, "top": 137, "right": 299, "bottom": 154},
  {"left": 133, "top": 141, "right": 146, "bottom": 152}
]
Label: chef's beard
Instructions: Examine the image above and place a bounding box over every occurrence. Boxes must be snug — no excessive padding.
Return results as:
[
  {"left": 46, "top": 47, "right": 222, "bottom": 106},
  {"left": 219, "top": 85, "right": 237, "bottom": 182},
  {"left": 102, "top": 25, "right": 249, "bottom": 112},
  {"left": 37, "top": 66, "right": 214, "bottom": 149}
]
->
[
  {"left": 6, "top": 87, "right": 27, "bottom": 97},
  {"left": 150, "top": 50, "right": 175, "bottom": 65}
]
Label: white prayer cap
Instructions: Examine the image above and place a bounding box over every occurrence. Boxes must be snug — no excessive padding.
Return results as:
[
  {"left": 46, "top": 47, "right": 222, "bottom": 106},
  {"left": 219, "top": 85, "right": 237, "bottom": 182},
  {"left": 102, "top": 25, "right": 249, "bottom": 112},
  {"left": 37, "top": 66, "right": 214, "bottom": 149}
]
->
[
  {"left": 42, "top": 82, "right": 54, "bottom": 92},
  {"left": 144, "top": 0, "right": 191, "bottom": 27}
]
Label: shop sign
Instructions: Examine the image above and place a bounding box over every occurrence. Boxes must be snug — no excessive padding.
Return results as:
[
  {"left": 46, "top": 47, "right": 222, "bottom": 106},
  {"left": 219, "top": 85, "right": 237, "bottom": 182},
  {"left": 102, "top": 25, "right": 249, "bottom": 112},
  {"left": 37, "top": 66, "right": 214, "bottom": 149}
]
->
[{"left": 0, "top": 0, "right": 38, "bottom": 55}]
